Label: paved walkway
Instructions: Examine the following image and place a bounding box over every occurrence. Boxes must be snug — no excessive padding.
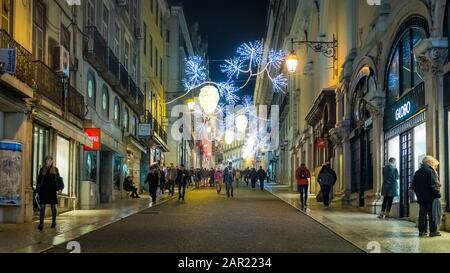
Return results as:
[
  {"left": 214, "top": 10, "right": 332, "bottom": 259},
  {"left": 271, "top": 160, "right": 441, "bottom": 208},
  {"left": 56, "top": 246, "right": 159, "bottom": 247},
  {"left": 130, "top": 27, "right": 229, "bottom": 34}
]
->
[
  {"left": 265, "top": 183, "right": 450, "bottom": 253},
  {"left": 47, "top": 188, "right": 361, "bottom": 253},
  {"left": 0, "top": 193, "right": 174, "bottom": 253}
]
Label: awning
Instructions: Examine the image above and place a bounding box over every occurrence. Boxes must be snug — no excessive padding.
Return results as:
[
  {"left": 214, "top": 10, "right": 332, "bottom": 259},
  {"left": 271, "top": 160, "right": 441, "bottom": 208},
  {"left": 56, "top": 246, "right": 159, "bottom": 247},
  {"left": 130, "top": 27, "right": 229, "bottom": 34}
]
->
[{"left": 34, "top": 110, "right": 93, "bottom": 147}]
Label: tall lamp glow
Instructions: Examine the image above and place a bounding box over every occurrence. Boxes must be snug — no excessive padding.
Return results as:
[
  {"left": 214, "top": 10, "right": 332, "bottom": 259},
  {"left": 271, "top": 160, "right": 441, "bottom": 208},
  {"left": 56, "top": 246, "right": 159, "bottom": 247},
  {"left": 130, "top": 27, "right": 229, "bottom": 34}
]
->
[{"left": 286, "top": 52, "right": 299, "bottom": 73}]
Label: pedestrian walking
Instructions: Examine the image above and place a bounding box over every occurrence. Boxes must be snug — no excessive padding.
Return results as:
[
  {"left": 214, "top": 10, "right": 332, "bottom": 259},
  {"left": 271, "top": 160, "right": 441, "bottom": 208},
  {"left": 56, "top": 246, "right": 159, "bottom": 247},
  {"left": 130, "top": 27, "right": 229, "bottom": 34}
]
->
[
  {"left": 257, "top": 166, "right": 267, "bottom": 191},
  {"left": 244, "top": 167, "right": 250, "bottom": 187},
  {"left": 145, "top": 164, "right": 159, "bottom": 203},
  {"left": 176, "top": 164, "right": 189, "bottom": 201},
  {"left": 36, "top": 156, "right": 63, "bottom": 231},
  {"left": 250, "top": 167, "right": 258, "bottom": 189},
  {"left": 412, "top": 156, "right": 442, "bottom": 237},
  {"left": 317, "top": 164, "right": 334, "bottom": 209},
  {"left": 194, "top": 168, "right": 201, "bottom": 189},
  {"left": 167, "top": 163, "right": 177, "bottom": 196},
  {"left": 235, "top": 169, "right": 241, "bottom": 188},
  {"left": 378, "top": 158, "right": 399, "bottom": 219},
  {"left": 295, "top": 163, "right": 311, "bottom": 210},
  {"left": 201, "top": 168, "right": 209, "bottom": 188},
  {"left": 224, "top": 162, "right": 235, "bottom": 198},
  {"left": 214, "top": 167, "right": 224, "bottom": 194},
  {"left": 209, "top": 168, "right": 215, "bottom": 187},
  {"left": 159, "top": 164, "right": 166, "bottom": 195}
]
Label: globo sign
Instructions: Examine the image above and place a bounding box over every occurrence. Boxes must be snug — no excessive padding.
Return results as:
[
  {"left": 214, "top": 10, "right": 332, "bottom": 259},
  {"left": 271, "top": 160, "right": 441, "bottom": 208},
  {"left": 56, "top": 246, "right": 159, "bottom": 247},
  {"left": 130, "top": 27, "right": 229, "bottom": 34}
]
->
[{"left": 395, "top": 101, "right": 411, "bottom": 121}]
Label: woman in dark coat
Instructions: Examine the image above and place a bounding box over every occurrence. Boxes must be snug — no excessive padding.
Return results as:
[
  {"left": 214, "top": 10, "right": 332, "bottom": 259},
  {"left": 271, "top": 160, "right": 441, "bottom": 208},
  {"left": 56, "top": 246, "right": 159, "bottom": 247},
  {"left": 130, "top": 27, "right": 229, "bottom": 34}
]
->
[
  {"left": 36, "top": 156, "right": 62, "bottom": 231},
  {"left": 146, "top": 164, "right": 160, "bottom": 203},
  {"left": 379, "top": 158, "right": 399, "bottom": 219}
]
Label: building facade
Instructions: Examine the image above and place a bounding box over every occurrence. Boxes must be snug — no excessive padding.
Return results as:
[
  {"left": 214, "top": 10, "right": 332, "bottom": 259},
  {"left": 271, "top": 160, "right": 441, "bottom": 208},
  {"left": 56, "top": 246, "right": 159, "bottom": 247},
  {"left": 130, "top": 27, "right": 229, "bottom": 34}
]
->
[{"left": 256, "top": 0, "right": 450, "bottom": 230}]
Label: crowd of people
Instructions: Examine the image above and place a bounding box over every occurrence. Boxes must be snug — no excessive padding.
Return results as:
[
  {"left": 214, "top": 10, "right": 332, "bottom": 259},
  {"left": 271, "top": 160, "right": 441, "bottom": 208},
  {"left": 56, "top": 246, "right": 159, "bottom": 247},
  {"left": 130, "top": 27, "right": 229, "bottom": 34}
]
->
[{"left": 35, "top": 154, "right": 444, "bottom": 237}]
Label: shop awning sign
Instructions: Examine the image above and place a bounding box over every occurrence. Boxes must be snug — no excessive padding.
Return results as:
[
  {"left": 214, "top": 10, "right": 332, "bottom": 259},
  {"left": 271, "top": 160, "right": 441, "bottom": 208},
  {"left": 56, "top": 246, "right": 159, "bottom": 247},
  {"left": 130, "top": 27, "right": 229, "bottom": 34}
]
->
[
  {"left": 0, "top": 48, "right": 16, "bottom": 75},
  {"left": 84, "top": 128, "right": 101, "bottom": 151},
  {"left": 315, "top": 138, "right": 327, "bottom": 149},
  {"left": 138, "top": 124, "right": 151, "bottom": 139}
]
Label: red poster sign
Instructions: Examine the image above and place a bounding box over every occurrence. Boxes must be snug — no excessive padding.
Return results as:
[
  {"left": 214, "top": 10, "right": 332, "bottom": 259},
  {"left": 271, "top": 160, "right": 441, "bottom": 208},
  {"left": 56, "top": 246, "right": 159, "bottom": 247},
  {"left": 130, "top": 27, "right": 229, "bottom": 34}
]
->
[
  {"left": 84, "top": 128, "right": 101, "bottom": 151},
  {"left": 316, "top": 138, "right": 327, "bottom": 149}
]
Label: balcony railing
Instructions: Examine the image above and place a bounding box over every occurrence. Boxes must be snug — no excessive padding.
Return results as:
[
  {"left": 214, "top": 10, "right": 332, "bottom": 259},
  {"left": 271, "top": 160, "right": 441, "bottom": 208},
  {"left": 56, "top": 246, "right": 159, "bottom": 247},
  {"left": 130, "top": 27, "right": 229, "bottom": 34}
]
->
[
  {"left": 68, "top": 85, "right": 85, "bottom": 119},
  {"left": 84, "top": 26, "right": 107, "bottom": 71},
  {"left": 33, "top": 60, "right": 63, "bottom": 106},
  {"left": 107, "top": 48, "right": 120, "bottom": 83},
  {"left": 144, "top": 111, "right": 168, "bottom": 145},
  {"left": 0, "top": 29, "right": 35, "bottom": 88},
  {"left": 119, "top": 64, "right": 129, "bottom": 95}
]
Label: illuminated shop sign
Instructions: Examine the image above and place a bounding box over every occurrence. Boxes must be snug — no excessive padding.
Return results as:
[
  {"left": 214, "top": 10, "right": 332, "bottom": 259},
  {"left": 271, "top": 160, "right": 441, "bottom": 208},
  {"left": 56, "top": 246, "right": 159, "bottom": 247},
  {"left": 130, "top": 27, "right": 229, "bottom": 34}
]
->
[
  {"left": 384, "top": 83, "right": 425, "bottom": 131},
  {"left": 84, "top": 128, "right": 101, "bottom": 151},
  {"left": 395, "top": 101, "right": 411, "bottom": 121}
]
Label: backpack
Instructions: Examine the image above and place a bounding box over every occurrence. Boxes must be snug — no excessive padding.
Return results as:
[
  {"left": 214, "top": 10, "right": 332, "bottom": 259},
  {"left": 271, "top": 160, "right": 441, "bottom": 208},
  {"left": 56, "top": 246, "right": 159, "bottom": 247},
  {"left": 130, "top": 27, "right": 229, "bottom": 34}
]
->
[{"left": 300, "top": 169, "right": 308, "bottom": 179}]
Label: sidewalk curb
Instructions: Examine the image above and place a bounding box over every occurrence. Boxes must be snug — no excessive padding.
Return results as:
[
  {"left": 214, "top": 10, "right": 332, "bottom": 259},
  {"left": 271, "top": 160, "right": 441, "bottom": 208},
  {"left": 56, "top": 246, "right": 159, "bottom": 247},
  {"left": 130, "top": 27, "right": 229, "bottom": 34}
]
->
[
  {"left": 264, "top": 186, "right": 378, "bottom": 253},
  {"left": 35, "top": 192, "right": 181, "bottom": 253}
]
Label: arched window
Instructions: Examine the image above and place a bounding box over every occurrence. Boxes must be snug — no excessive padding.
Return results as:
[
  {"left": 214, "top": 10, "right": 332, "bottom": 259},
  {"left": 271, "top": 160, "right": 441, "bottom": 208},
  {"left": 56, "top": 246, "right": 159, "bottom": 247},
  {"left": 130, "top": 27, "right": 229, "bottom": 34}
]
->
[
  {"left": 87, "top": 71, "right": 96, "bottom": 107},
  {"left": 114, "top": 97, "right": 120, "bottom": 126},
  {"left": 386, "top": 16, "right": 429, "bottom": 106},
  {"left": 351, "top": 72, "right": 375, "bottom": 130},
  {"left": 101, "top": 85, "right": 109, "bottom": 117},
  {"left": 123, "top": 107, "right": 129, "bottom": 132}
]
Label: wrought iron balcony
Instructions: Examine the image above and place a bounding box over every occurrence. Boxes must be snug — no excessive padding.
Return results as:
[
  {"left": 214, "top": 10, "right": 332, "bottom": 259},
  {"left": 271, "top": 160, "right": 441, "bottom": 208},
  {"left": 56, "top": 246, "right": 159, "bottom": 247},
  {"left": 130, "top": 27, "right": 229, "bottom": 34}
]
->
[
  {"left": 68, "top": 85, "right": 85, "bottom": 119},
  {"left": 0, "top": 29, "right": 35, "bottom": 88},
  {"left": 103, "top": 47, "right": 120, "bottom": 86},
  {"left": 143, "top": 111, "right": 168, "bottom": 145},
  {"left": 84, "top": 26, "right": 107, "bottom": 72},
  {"left": 33, "top": 60, "right": 63, "bottom": 107},
  {"left": 118, "top": 63, "right": 129, "bottom": 96}
]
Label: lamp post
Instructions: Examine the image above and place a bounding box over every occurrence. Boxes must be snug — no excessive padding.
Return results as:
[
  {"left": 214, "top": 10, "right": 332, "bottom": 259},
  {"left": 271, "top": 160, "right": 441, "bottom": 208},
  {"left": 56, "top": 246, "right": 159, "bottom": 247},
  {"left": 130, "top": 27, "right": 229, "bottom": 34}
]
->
[{"left": 285, "top": 35, "right": 338, "bottom": 75}]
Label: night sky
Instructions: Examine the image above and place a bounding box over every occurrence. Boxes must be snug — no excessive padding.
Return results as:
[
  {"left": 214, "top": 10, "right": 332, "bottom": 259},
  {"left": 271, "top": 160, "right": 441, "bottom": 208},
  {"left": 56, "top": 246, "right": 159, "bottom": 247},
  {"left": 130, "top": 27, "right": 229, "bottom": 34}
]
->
[{"left": 175, "top": 0, "right": 270, "bottom": 99}]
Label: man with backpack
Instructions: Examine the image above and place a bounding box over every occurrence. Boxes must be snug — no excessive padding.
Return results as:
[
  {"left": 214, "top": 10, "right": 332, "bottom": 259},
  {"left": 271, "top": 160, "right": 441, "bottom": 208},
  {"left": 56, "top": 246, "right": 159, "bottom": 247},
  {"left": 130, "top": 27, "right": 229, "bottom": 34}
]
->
[{"left": 295, "top": 163, "right": 311, "bottom": 210}]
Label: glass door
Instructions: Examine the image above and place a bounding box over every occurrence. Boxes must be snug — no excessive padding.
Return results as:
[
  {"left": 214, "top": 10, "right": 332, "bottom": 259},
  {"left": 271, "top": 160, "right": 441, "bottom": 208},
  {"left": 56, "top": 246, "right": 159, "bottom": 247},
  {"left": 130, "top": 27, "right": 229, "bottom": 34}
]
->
[{"left": 400, "top": 130, "right": 413, "bottom": 218}]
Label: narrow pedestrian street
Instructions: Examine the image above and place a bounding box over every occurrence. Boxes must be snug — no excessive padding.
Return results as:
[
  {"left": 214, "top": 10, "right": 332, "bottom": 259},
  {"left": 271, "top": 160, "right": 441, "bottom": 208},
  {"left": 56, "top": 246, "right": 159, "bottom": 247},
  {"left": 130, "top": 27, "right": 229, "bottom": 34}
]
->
[{"left": 46, "top": 188, "right": 361, "bottom": 253}]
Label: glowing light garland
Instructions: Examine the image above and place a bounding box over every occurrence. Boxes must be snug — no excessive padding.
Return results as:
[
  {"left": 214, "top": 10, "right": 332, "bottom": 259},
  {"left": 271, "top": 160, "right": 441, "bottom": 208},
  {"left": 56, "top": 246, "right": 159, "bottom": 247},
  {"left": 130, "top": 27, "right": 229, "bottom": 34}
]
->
[{"left": 167, "top": 41, "right": 288, "bottom": 106}]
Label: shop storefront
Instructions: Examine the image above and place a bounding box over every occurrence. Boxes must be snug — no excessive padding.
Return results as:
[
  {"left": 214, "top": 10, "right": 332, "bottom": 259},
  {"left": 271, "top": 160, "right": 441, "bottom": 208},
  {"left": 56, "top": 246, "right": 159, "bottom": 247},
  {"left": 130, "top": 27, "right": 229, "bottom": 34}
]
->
[{"left": 384, "top": 83, "right": 426, "bottom": 218}]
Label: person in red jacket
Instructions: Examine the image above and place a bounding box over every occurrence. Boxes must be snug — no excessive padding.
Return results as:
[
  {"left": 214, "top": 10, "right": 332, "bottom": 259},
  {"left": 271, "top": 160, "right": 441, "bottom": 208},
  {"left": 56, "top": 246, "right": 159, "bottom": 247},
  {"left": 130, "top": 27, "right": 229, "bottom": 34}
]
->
[{"left": 295, "top": 163, "right": 311, "bottom": 210}]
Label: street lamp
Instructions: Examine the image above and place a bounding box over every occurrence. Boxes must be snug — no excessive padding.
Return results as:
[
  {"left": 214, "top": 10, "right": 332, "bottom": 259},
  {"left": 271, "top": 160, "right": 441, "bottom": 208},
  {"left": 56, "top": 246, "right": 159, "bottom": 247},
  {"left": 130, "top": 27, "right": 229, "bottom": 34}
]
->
[
  {"left": 186, "top": 98, "right": 195, "bottom": 111},
  {"left": 286, "top": 35, "right": 338, "bottom": 74}
]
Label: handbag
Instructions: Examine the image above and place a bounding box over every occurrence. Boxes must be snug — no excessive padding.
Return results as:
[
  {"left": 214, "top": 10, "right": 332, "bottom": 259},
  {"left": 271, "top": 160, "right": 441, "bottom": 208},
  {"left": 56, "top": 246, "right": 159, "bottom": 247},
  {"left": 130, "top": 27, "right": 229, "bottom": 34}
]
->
[{"left": 57, "top": 176, "right": 65, "bottom": 192}]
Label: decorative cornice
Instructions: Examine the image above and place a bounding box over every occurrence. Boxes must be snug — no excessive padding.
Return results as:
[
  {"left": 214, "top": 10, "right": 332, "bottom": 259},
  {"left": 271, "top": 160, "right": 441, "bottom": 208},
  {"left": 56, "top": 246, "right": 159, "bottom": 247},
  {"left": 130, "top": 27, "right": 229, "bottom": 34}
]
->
[
  {"left": 414, "top": 38, "right": 448, "bottom": 75},
  {"left": 363, "top": 89, "right": 386, "bottom": 118}
]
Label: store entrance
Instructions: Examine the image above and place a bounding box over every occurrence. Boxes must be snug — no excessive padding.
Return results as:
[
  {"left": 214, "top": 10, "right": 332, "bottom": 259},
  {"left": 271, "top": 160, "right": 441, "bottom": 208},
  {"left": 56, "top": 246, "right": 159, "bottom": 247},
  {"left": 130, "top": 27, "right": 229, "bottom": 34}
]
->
[{"left": 386, "top": 122, "right": 426, "bottom": 219}]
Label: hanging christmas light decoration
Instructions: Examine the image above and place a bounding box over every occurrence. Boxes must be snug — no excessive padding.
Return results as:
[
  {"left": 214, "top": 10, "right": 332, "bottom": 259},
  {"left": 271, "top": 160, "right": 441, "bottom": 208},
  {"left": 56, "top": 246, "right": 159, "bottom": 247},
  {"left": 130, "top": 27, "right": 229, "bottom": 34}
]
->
[
  {"left": 199, "top": 85, "right": 220, "bottom": 114},
  {"left": 225, "top": 130, "right": 235, "bottom": 144},
  {"left": 235, "top": 114, "right": 248, "bottom": 132}
]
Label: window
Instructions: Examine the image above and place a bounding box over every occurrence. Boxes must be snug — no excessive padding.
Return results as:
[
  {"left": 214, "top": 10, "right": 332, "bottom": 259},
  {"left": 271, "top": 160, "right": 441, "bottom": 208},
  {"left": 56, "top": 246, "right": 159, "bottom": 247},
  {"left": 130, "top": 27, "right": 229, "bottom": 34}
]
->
[
  {"left": 86, "top": 151, "right": 97, "bottom": 183},
  {"left": 160, "top": 15, "right": 163, "bottom": 37},
  {"left": 143, "top": 22, "right": 147, "bottom": 56},
  {"left": 87, "top": 71, "right": 96, "bottom": 107},
  {"left": 102, "top": 3, "right": 109, "bottom": 41},
  {"left": 160, "top": 57, "right": 163, "bottom": 84},
  {"left": 114, "top": 22, "right": 120, "bottom": 56},
  {"left": 32, "top": 124, "right": 51, "bottom": 189},
  {"left": 56, "top": 136, "right": 70, "bottom": 196},
  {"left": 156, "top": 2, "right": 159, "bottom": 25},
  {"left": 124, "top": 39, "right": 130, "bottom": 71},
  {"left": 102, "top": 85, "right": 109, "bottom": 117},
  {"left": 1, "top": 0, "right": 12, "bottom": 33},
  {"left": 155, "top": 48, "right": 158, "bottom": 76},
  {"left": 32, "top": 0, "right": 45, "bottom": 61},
  {"left": 150, "top": 35, "right": 153, "bottom": 67},
  {"left": 386, "top": 18, "right": 427, "bottom": 106},
  {"left": 114, "top": 97, "right": 120, "bottom": 125},
  {"left": 86, "top": 0, "right": 95, "bottom": 26},
  {"left": 60, "top": 24, "right": 71, "bottom": 51},
  {"left": 123, "top": 107, "right": 129, "bottom": 132}
]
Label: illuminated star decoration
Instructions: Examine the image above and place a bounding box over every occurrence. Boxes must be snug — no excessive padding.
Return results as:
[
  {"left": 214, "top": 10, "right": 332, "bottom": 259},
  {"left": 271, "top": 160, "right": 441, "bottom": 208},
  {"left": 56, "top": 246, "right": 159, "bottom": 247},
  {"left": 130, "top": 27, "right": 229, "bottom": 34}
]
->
[{"left": 182, "top": 56, "right": 207, "bottom": 91}]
